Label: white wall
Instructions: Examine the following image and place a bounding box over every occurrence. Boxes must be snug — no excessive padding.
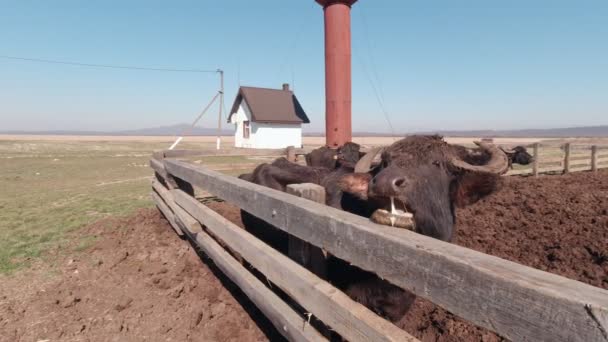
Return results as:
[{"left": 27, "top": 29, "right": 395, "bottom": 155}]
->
[
  {"left": 230, "top": 101, "right": 252, "bottom": 148},
  {"left": 250, "top": 122, "right": 302, "bottom": 149},
  {"left": 230, "top": 101, "right": 303, "bottom": 149}
]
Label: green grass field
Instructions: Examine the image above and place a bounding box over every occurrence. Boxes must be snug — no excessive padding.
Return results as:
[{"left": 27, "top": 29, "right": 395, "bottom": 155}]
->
[{"left": 0, "top": 140, "right": 256, "bottom": 274}]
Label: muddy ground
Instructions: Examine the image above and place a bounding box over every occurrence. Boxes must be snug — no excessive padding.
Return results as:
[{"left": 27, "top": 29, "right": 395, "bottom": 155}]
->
[{"left": 1, "top": 170, "right": 607, "bottom": 341}]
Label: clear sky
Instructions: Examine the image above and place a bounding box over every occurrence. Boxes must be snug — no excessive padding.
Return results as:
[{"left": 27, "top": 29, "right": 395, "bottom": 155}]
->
[{"left": 1, "top": 0, "right": 607, "bottom": 133}]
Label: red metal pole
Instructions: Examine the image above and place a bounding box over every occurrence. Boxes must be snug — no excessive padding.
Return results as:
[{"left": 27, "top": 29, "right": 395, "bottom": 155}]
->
[{"left": 316, "top": 0, "right": 357, "bottom": 148}]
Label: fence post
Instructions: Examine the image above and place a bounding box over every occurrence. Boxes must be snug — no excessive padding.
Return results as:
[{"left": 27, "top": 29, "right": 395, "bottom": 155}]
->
[
  {"left": 286, "top": 183, "right": 327, "bottom": 278},
  {"left": 591, "top": 145, "right": 598, "bottom": 172},
  {"left": 532, "top": 143, "right": 539, "bottom": 177},
  {"left": 286, "top": 146, "right": 297, "bottom": 162},
  {"left": 563, "top": 143, "right": 571, "bottom": 174}
]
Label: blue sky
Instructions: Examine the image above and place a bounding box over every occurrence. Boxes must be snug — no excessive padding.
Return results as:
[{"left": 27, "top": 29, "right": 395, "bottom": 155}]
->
[{"left": 1, "top": 0, "right": 607, "bottom": 133}]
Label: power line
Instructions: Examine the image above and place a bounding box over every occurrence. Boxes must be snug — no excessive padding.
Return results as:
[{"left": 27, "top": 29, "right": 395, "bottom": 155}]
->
[
  {"left": 0, "top": 55, "right": 218, "bottom": 73},
  {"left": 359, "top": 10, "right": 386, "bottom": 105},
  {"left": 354, "top": 49, "right": 397, "bottom": 140}
]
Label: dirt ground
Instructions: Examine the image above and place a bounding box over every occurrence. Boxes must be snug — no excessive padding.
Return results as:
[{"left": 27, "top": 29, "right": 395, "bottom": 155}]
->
[
  {"left": 0, "top": 209, "right": 277, "bottom": 342},
  {"left": 1, "top": 170, "right": 607, "bottom": 341},
  {"left": 395, "top": 170, "right": 608, "bottom": 341}
]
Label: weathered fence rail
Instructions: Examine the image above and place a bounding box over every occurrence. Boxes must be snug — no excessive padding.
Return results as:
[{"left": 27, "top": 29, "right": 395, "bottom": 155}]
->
[
  {"left": 505, "top": 143, "right": 608, "bottom": 176},
  {"left": 150, "top": 147, "right": 608, "bottom": 342}
]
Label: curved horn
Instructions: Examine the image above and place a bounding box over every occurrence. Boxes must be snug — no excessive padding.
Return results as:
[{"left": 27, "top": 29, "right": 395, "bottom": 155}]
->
[
  {"left": 354, "top": 147, "right": 385, "bottom": 173},
  {"left": 451, "top": 141, "right": 509, "bottom": 174},
  {"left": 499, "top": 146, "right": 516, "bottom": 154}
]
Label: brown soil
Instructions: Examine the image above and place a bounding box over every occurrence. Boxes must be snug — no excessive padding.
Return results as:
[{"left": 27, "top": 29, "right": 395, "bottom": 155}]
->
[
  {"left": 396, "top": 170, "right": 608, "bottom": 341},
  {"left": 0, "top": 209, "right": 275, "bottom": 342},
  {"left": 2, "top": 171, "right": 606, "bottom": 341}
]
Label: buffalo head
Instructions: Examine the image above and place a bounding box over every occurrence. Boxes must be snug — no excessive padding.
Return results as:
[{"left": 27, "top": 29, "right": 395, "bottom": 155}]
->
[
  {"left": 305, "top": 142, "right": 362, "bottom": 169},
  {"left": 339, "top": 136, "right": 509, "bottom": 241},
  {"left": 501, "top": 146, "right": 534, "bottom": 166}
]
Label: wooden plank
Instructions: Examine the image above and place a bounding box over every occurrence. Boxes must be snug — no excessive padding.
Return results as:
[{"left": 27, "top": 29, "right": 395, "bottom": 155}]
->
[
  {"left": 505, "top": 168, "right": 532, "bottom": 176},
  {"left": 538, "top": 165, "right": 565, "bottom": 174},
  {"left": 165, "top": 159, "right": 608, "bottom": 342},
  {"left": 150, "top": 158, "right": 179, "bottom": 189},
  {"left": 173, "top": 190, "right": 417, "bottom": 342},
  {"left": 564, "top": 143, "right": 571, "bottom": 173},
  {"left": 570, "top": 155, "right": 593, "bottom": 162},
  {"left": 151, "top": 191, "right": 183, "bottom": 236},
  {"left": 153, "top": 180, "right": 200, "bottom": 235},
  {"left": 151, "top": 158, "right": 195, "bottom": 195},
  {"left": 569, "top": 166, "right": 593, "bottom": 173},
  {"left": 150, "top": 158, "right": 169, "bottom": 179},
  {"left": 176, "top": 208, "right": 327, "bottom": 342},
  {"left": 592, "top": 146, "right": 599, "bottom": 172},
  {"left": 287, "top": 184, "right": 328, "bottom": 278},
  {"left": 539, "top": 156, "right": 565, "bottom": 164},
  {"left": 569, "top": 160, "right": 592, "bottom": 167},
  {"left": 532, "top": 143, "right": 539, "bottom": 177},
  {"left": 160, "top": 148, "right": 311, "bottom": 159}
]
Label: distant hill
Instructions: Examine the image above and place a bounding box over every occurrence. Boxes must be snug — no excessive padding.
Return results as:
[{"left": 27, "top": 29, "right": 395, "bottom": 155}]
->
[{"left": 3, "top": 124, "right": 608, "bottom": 138}]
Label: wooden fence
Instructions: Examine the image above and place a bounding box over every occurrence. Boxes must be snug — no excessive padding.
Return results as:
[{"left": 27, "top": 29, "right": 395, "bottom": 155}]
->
[
  {"left": 150, "top": 148, "right": 608, "bottom": 342},
  {"left": 505, "top": 143, "right": 608, "bottom": 176}
]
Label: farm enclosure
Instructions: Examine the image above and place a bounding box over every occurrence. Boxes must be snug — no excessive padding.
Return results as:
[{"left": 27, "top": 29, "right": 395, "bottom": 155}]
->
[
  {"left": 2, "top": 135, "right": 608, "bottom": 341},
  {"left": 151, "top": 146, "right": 608, "bottom": 341}
]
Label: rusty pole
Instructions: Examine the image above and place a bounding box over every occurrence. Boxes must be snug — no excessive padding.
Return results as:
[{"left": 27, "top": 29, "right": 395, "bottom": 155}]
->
[{"left": 316, "top": 0, "right": 357, "bottom": 148}]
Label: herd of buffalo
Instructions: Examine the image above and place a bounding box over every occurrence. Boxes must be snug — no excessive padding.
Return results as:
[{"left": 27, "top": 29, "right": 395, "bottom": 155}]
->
[{"left": 237, "top": 135, "right": 533, "bottom": 322}]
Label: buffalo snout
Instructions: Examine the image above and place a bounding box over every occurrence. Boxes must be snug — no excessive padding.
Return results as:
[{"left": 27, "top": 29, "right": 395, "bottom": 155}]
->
[{"left": 369, "top": 166, "right": 409, "bottom": 198}]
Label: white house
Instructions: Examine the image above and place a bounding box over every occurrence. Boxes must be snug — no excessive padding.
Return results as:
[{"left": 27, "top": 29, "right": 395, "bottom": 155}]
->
[{"left": 228, "top": 84, "right": 310, "bottom": 149}]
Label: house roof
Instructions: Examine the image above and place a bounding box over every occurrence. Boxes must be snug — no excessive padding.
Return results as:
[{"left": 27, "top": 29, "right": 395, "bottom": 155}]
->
[{"left": 228, "top": 86, "right": 310, "bottom": 124}]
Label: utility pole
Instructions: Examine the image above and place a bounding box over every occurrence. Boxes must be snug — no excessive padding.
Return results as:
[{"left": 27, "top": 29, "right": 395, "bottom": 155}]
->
[
  {"left": 168, "top": 68, "right": 224, "bottom": 151},
  {"left": 216, "top": 69, "right": 224, "bottom": 150}
]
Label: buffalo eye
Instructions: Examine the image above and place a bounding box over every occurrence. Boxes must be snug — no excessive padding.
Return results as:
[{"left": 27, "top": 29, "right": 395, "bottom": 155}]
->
[{"left": 432, "top": 160, "right": 441, "bottom": 167}]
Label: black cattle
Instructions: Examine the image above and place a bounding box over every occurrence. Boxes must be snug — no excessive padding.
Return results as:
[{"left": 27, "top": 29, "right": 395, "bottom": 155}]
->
[
  {"left": 501, "top": 145, "right": 534, "bottom": 168},
  {"left": 237, "top": 136, "right": 511, "bottom": 322}
]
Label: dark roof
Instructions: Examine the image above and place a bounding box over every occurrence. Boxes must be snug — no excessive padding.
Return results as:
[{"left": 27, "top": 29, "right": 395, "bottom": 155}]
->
[{"left": 228, "top": 86, "right": 310, "bottom": 124}]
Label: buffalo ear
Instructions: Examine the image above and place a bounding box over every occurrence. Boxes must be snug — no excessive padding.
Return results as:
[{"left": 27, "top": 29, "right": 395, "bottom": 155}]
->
[
  {"left": 451, "top": 172, "right": 501, "bottom": 208},
  {"left": 338, "top": 173, "right": 372, "bottom": 200}
]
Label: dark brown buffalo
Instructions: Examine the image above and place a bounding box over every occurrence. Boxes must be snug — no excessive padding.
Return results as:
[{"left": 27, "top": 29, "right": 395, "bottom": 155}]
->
[
  {"left": 304, "top": 141, "right": 363, "bottom": 169},
  {"left": 501, "top": 145, "right": 534, "bottom": 167},
  {"left": 338, "top": 135, "right": 509, "bottom": 241},
  {"left": 238, "top": 135, "right": 510, "bottom": 322}
]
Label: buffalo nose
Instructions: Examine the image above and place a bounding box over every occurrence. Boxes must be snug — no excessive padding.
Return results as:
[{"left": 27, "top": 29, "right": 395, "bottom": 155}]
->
[
  {"left": 393, "top": 177, "right": 407, "bottom": 189},
  {"left": 370, "top": 171, "right": 408, "bottom": 196}
]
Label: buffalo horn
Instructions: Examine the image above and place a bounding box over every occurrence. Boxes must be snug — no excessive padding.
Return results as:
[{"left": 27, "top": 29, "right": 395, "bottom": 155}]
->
[
  {"left": 451, "top": 141, "right": 509, "bottom": 174},
  {"left": 354, "top": 147, "right": 385, "bottom": 173}
]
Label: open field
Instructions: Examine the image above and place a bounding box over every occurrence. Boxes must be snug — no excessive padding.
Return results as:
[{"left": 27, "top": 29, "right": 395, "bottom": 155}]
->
[{"left": 0, "top": 139, "right": 263, "bottom": 274}]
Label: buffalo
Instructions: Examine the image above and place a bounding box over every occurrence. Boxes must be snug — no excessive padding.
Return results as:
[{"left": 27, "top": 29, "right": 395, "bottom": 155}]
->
[
  {"left": 242, "top": 135, "right": 509, "bottom": 241},
  {"left": 501, "top": 145, "right": 534, "bottom": 167},
  {"left": 238, "top": 135, "right": 510, "bottom": 322}
]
